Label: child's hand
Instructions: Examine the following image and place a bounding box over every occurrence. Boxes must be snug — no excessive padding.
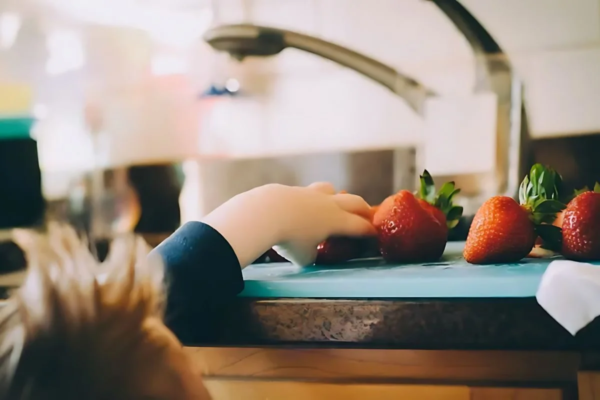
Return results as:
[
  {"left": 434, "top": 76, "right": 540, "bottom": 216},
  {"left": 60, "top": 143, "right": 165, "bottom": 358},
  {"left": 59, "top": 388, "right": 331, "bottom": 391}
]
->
[
  {"left": 271, "top": 182, "right": 376, "bottom": 266},
  {"left": 202, "top": 183, "right": 376, "bottom": 267}
]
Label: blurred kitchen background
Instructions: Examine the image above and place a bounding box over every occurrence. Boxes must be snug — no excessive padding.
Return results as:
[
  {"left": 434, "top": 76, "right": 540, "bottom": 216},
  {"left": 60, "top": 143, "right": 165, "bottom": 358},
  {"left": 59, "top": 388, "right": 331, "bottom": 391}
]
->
[{"left": 1, "top": 0, "right": 600, "bottom": 266}]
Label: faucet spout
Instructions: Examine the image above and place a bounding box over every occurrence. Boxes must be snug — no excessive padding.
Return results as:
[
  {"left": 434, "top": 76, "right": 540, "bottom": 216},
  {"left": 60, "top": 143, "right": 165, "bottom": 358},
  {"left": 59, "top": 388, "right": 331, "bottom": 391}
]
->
[{"left": 203, "top": 24, "right": 433, "bottom": 114}]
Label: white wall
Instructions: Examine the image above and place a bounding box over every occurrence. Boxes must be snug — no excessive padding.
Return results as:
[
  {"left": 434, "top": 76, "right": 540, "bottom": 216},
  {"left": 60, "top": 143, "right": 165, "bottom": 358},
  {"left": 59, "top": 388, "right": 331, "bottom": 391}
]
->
[
  {"left": 3, "top": 0, "right": 600, "bottom": 198},
  {"left": 208, "top": 0, "right": 600, "bottom": 141},
  {"left": 184, "top": 0, "right": 600, "bottom": 169},
  {"left": 462, "top": 0, "right": 600, "bottom": 137}
]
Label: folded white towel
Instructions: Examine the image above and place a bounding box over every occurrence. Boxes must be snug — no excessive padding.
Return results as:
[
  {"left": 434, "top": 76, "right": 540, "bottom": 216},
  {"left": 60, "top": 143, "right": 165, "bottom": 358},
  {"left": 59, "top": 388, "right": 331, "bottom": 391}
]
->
[{"left": 537, "top": 260, "right": 600, "bottom": 335}]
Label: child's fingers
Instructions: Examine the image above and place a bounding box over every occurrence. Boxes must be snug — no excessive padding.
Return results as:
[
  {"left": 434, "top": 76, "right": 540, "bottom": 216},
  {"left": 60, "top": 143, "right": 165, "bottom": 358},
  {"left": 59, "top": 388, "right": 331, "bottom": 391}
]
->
[
  {"left": 333, "top": 193, "right": 372, "bottom": 219},
  {"left": 11, "top": 228, "right": 38, "bottom": 252},
  {"left": 335, "top": 213, "right": 377, "bottom": 237},
  {"left": 308, "top": 182, "right": 336, "bottom": 195}
]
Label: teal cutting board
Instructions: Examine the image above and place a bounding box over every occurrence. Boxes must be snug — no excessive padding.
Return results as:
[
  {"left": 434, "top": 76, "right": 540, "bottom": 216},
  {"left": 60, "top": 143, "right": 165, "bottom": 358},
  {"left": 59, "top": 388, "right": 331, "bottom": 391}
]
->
[{"left": 240, "top": 242, "right": 600, "bottom": 298}]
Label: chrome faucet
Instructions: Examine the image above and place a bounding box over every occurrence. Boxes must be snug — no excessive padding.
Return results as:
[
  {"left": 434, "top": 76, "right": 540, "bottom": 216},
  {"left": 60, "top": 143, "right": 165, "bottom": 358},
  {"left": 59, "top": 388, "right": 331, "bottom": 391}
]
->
[
  {"left": 203, "top": 24, "right": 434, "bottom": 115},
  {"left": 203, "top": 0, "right": 529, "bottom": 213}
]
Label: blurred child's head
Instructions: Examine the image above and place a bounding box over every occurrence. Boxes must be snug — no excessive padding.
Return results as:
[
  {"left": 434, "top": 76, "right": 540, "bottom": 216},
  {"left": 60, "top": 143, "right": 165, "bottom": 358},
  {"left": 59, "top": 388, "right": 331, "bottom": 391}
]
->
[{"left": 0, "top": 225, "right": 210, "bottom": 400}]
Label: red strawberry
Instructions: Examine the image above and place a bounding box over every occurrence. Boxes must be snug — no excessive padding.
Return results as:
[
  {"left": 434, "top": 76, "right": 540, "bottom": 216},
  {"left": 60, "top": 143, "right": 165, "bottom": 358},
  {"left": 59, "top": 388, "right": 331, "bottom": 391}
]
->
[
  {"left": 464, "top": 164, "right": 565, "bottom": 264},
  {"left": 316, "top": 237, "right": 366, "bottom": 265},
  {"left": 315, "top": 189, "right": 372, "bottom": 265},
  {"left": 372, "top": 195, "right": 394, "bottom": 227},
  {"left": 418, "top": 199, "right": 447, "bottom": 228},
  {"left": 374, "top": 190, "right": 447, "bottom": 263},
  {"left": 562, "top": 184, "right": 600, "bottom": 261},
  {"left": 464, "top": 197, "right": 537, "bottom": 264}
]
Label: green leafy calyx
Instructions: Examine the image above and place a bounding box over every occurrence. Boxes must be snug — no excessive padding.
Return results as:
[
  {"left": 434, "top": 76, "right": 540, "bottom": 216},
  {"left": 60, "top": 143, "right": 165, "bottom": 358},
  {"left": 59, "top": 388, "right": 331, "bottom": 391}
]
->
[
  {"left": 567, "top": 182, "right": 600, "bottom": 201},
  {"left": 416, "top": 170, "right": 463, "bottom": 229},
  {"left": 519, "top": 163, "right": 566, "bottom": 251}
]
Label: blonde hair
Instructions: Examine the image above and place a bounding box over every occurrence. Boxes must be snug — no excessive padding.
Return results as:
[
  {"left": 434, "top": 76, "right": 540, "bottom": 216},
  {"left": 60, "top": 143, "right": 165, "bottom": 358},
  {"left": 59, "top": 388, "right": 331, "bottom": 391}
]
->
[{"left": 0, "top": 224, "right": 169, "bottom": 400}]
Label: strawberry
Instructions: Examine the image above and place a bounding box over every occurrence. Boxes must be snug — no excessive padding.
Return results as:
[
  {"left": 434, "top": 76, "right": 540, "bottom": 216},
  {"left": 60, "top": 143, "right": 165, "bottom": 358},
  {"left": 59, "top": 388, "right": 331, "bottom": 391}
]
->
[
  {"left": 553, "top": 185, "right": 591, "bottom": 228},
  {"left": 315, "top": 190, "right": 372, "bottom": 265},
  {"left": 464, "top": 164, "right": 565, "bottom": 264},
  {"left": 418, "top": 200, "right": 446, "bottom": 228},
  {"left": 372, "top": 195, "right": 394, "bottom": 227},
  {"left": 316, "top": 237, "right": 366, "bottom": 264},
  {"left": 374, "top": 190, "right": 447, "bottom": 263},
  {"left": 533, "top": 185, "right": 586, "bottom": 247},
  {"left": 573, "top": 185, "right": 595, "bottom": 198},
  {"left": 414, "top": 170, "right": 464, "bottom": 233},
  {"left": 562, "top": 183, "right": 600, "bottom": 261},
  {"left": 373, "top": 171, "right": 463, "bottom": 263},
  {"left": 464, "top": 197, "right": 538, "bottom": 264}
]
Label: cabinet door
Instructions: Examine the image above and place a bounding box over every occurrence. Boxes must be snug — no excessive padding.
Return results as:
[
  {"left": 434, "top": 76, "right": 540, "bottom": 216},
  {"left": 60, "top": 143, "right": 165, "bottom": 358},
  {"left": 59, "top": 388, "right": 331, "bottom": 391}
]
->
[
  {"left": 579, "top": 371, "right": 600, "bottom": 400},
  {"left": 204, "top": 379, "right": 566, "bottom": 400}
]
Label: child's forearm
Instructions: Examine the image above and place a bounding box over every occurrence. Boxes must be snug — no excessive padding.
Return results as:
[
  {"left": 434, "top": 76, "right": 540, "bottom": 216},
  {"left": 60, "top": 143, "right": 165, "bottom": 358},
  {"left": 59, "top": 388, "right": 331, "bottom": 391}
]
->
[
  {"left": 200, "top": 185, "right": 284, "bottom": 268},
  {"left": 150, "top": 221, "right": 245, "bottom": 340},
  {"left": 149, "top": 185, "right": 290, "bottom": 339}
]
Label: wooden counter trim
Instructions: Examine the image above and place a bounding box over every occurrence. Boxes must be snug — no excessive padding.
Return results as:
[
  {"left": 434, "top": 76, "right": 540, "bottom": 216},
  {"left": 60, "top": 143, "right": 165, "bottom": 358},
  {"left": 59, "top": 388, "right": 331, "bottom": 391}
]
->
[
  {"left": 202, "top": 379, "right": 566, "bottom": 400},
  {"left": 185, "top": 347, "right": 580, "bottom": 384}
]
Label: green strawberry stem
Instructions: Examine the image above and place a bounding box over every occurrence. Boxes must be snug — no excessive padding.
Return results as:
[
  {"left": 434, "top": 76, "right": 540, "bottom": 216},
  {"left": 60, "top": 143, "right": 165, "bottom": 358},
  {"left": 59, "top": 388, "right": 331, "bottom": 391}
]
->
[
  {"left": 572, "top": 182, "right": 600, "bottom": 199},
  {"left": 416, "top": 170, "right": 464, "bottom": 229},
  {"left": 519, "top": 163, "right": 566, "bottom": 251},
  {"left": 534, "top": 225, "right": 563, "bottom": 252}
]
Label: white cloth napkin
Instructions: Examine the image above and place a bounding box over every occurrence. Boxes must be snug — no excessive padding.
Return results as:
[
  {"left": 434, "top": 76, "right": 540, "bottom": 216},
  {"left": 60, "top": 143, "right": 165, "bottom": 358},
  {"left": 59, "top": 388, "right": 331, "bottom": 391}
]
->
[{"left": 536, "top": 260, "right": 600, "bottom": 335}]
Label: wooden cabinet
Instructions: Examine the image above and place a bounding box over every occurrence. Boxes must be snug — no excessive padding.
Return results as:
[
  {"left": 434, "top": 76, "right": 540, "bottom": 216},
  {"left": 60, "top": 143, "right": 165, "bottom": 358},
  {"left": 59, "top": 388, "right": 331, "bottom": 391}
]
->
[
  {"left": 203, "top": 380, "right": 564, "bottom": 400},
  {"left": 579, "top": 372, "right": 600, "bottom": 400},
  {"left": 186, "top": 347, "right": 579, "bottom": 399}
]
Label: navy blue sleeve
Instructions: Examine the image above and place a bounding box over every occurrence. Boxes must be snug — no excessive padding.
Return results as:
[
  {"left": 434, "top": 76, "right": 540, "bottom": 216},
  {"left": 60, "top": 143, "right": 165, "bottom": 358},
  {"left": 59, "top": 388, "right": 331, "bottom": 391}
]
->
[{"left": 149, "top": 221, "right": 244, "bottom": 343}]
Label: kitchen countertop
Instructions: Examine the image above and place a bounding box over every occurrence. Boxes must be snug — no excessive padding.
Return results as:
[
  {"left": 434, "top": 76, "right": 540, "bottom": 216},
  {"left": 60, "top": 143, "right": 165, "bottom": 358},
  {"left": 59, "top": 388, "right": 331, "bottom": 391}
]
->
[
  {"left": 184, "top": 243, "right": 600, "bottom": 350},
  {"left": 196, "top": 296, "right": 598, "bottom": 351},
  {"left": 2, "top": 243, "right": 598, "bottom": 351},
  {"left": 1, "top": 283, "right": 587, "bottom": 351}
]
